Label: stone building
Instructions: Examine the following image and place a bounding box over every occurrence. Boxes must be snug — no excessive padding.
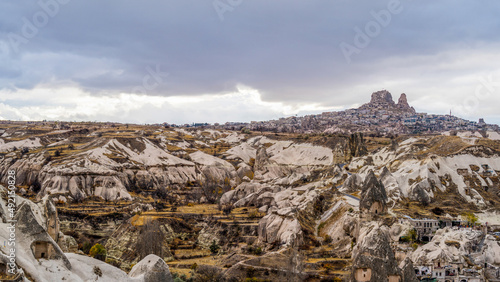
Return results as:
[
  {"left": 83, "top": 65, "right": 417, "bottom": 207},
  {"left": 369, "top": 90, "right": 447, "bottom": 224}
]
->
[{"left": 400, "top": 216, "right": 440, "bottom": 241}]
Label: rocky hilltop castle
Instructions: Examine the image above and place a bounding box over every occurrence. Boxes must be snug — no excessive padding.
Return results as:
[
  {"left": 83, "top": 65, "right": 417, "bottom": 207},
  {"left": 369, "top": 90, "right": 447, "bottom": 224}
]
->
[
  {"left": 211, "top": 90, "right": 498, "bottom": 135},
  {"left": 360, "top": 90, "right": 415, "bottom": 114}
]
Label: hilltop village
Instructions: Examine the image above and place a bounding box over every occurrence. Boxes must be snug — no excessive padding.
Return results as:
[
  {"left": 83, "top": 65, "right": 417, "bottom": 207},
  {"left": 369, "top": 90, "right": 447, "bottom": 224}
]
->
[{"left": 202, "top": 91, "right": 498, "bottom": 136}]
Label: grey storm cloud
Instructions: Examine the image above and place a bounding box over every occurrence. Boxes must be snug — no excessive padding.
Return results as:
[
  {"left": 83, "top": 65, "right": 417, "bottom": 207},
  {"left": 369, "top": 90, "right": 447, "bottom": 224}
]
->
[{"left": 0, "top": 0, "right": 500, "bottom": 123}]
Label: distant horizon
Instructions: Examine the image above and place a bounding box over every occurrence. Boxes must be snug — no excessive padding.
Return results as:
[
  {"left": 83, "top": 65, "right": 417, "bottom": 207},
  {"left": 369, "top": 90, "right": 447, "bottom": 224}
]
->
[{"left": 1, "top": 90, "right": 497, "bottom": 128}]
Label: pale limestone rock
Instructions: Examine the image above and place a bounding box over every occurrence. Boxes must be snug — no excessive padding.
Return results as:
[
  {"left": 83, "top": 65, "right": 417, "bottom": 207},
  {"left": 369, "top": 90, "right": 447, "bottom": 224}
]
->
[
  {"left": 350, "top": 224, "right": 402, "bottom": 282},
  {"left": 128, "top": 254, "right": 173, "bottom": 282}
]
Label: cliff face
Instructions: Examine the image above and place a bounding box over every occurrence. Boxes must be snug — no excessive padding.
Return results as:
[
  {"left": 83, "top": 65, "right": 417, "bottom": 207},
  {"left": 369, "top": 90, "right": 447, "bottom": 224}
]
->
[
  {"left": 397, "top": 93, "right": 416, "bottom": 114},
  {"left": 369, "top": 90, "right": 396, "bottom": 107}
]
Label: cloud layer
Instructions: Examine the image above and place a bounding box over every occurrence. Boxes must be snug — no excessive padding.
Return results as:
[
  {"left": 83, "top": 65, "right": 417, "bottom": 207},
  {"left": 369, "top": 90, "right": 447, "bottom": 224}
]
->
[{"left": 1, "top": 0, "right": 500, "bottom": 124}]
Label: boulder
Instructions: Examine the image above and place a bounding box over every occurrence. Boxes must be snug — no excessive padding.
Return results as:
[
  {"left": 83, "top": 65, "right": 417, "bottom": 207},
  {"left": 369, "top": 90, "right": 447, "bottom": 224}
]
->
[
  {"left": 58, "top": 233, "right": 78, "bottom": 253},
  {"left": 407, "top": 180, "right": 432, "bottom": 205},
  {"left": 258, "top": 213, "right": 303, "bottom": 247},
  {"left": 128, "top": 254, "right": 173, "bottom": 282}
]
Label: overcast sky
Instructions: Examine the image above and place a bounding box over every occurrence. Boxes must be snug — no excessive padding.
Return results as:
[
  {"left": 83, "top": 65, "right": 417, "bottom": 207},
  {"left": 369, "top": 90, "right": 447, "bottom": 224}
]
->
[{"left": 1, "top": 0, "right": 500, "bottom": 125}]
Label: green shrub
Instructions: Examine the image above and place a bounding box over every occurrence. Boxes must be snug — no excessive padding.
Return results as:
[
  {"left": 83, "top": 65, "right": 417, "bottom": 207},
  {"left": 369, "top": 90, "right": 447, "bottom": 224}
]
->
[
  {"left": 209, "top": 240, "right": 220, "bottom": 254},
  {"left": 89, "top": 243, "right": 107, "bottom": 261},
  {"left": 317, "top": 222, "right": 326, "bottom": 233},
  {"left": 253, "top": 247, "right": 262, "bottom": 256},
  {"left": 411, "top": 243, "right": 419, "bottom": 250},
  {"left": 82, "top": 241, "right": 92, "bottom": 254}
]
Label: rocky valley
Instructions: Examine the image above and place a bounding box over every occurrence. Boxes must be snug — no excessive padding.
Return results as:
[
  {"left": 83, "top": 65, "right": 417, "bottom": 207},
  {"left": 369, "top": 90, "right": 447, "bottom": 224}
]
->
[{"left": 0, "top": 102, "right": 500, "bottom": 281}]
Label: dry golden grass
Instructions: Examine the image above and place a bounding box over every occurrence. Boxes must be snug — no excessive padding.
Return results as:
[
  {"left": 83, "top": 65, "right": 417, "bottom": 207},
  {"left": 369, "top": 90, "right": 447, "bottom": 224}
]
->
[
  {"left": 198, "top": 144, "right": 231, "bottom": 156},
  {"left": 350, "top": 191, "right": 360, "bottom": 198},
  {"left": 173, "top": 249, "right": 212, "bottom": 260},
  {"left": 305, "top": 257, "right": 349, "bottom": 263},
  {"left": 166, "top": 144, "right": 184, "bottom": 151},
  {"left": 174, "top": 204, "right": 221, "bottom": 214},
  {"left": 364, "top": 137, "right": 392, "bottom": 152},
  {"left": 167, "top": 255, "right": 224, "bottom": 268},
  {"left": 169, "top": 268, "right": 193, "bottom": 278},
  {"left": 417, "top": 136, "right": 469, "bottom": 156},
  {"left": 130, "top": 214, "right": 164, "bottom": 226},
  {"left": 476, "top": 138, "right": 500, "bottom": 152}
]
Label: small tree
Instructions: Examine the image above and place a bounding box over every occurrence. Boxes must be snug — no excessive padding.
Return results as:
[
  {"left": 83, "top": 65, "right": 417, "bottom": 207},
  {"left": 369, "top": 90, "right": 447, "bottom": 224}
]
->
[
  {"left": 209, "top": 240, "right": 220, "bottom": 254},
  {"left": 82, "top": 241, "right": 93, "bottom": 254},
  {"left": 221, "top": 204, "right": 233, "bottom": 216},
  {"left": 222, "top": 177, "right": 231, "bottom": 194},
  {"left": 89, "top": 243, "right": 107, "bottom": 261},
  {"left": 30, "top": 178, "right": 42, "bottom": 193},
  {"left": 406, "top": 229, "right": 418, "bottom": 243},
  {"left": 201, "top": 175, "right": 222, "bottom": 204},
  {"left": 136, "top": 218, "right": 164, "bottom": 259},
  {"left": 463, "top": 212, "right": 478, "bottom": 226}
]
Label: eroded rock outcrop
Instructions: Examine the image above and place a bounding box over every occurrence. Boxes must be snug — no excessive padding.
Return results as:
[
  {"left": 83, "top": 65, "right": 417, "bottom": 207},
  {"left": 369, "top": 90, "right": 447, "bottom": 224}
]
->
[
  {"left": 105, "top": 217, "right": 173, "bottom": 269},
  {"left": 368, "top": 90, "right": 396, "bottom": 107},
  {"left": 407, "top": 179, "right": 432, "bottom": 205},
  {"left": 258, "top": 213, "right": 302, "bottom": 247},
  {"left": 399, "top": 257, "right": 419, "bottom": 282},
  {"left": 341, "top": 173, "right": 362, "bottom": 193},
  {"left": 254, "top": 147, "right": 271, "bottom": 172},
  {"left": 380, "top": 167, "right": 401, "bottom": 202},
  {"left": 359, "top": 171, "right": 388, "bottom": 215},
  {"left": 411, "top": 227, "right": 483, "bottom": 266},
  {"left": 397, "top": 93, "right": 416, "bottom": 113},
  {"left": 350, "top": 225, "right": 402, "bottom": 282}
]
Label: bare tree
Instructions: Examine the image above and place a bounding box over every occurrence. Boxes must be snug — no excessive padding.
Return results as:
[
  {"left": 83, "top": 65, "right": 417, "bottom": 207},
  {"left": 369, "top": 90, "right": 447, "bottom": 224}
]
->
[
  {"left": 222, "top": 177, "right": 231, "bottom": 194},
  {"left": 190, "top": 187, "right": 203, "bottom": 204},
  {"left": 136, "top": 218, "right": 164, "bottom": 259},
  {"left": 201, "top": 175, "right": 221, "bottom": 204}
]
